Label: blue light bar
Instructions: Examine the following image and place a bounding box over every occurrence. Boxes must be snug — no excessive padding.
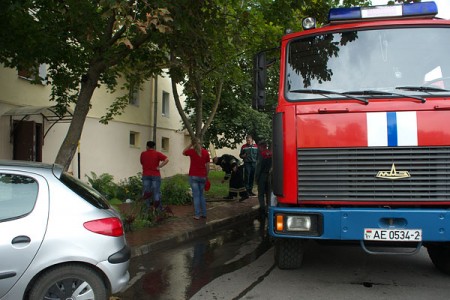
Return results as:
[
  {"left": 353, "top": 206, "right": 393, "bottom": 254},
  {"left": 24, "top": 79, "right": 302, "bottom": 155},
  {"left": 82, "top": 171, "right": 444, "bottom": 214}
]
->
[
  {"left": 328, "top": 2, "right": 438, "bottom": 23},
  {"left": 403, "top": 2, "right": 438, "bottom": 17}
]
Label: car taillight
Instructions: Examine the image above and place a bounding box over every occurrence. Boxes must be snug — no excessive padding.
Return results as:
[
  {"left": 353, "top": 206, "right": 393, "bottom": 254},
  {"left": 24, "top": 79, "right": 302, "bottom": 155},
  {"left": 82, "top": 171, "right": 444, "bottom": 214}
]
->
[{"left": 83, "top": 217, "right": 124, "bottom": 237}]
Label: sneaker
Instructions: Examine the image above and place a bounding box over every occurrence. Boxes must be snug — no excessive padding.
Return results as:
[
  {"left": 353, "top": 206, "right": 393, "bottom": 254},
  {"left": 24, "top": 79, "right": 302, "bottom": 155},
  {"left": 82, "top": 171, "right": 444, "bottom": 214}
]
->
[
  {"left": 239, "top": 196, "right": 249, "bottom": 202},
  {"left": 193, "top": 216, "right": 200, "bottom": 220},
  {"left": 223, "top": 196, "right": 234, "bottom": 200},
  {"left": 248, "top": 192, "right": 257, "bottom": 197}
]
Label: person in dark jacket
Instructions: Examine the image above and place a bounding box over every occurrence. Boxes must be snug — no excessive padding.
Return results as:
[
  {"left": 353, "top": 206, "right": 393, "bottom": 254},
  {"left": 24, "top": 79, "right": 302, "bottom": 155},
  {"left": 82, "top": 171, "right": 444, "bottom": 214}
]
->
[
  {"left": 213, "top": 154, "right": 249, "bottom": 201},
  {"left": 255, "top": 140, "right": 272, "bottom": 219},
  {"left": 240, "top": 134, "right": 258, "bottom": 196}
]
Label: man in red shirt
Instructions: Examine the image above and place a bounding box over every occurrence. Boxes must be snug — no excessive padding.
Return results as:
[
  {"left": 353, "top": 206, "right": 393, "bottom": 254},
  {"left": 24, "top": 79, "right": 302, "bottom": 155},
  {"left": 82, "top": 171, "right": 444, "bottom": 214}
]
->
[{"left": 140, "top": 141, "right": 169, "bottom": 210}]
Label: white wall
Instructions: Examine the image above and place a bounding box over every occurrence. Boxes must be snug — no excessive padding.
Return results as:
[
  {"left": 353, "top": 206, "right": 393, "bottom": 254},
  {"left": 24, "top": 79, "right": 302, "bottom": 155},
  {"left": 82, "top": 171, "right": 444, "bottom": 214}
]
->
[
  {"left": 0, "top": 65, "right": 191, "bottom": 182},
  {"left": 71, "top": 117, "right": 191, "bottom": 181},
  {"left": 0, "top": 65, "right": 238, "bottom": 183}
]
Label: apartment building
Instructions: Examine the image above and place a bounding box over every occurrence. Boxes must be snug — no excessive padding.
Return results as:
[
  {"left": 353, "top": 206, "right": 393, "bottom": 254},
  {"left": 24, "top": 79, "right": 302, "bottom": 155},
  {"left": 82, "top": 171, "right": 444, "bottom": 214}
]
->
[{"left": 0, "top": 65, "right": 192, "bottom": 181}]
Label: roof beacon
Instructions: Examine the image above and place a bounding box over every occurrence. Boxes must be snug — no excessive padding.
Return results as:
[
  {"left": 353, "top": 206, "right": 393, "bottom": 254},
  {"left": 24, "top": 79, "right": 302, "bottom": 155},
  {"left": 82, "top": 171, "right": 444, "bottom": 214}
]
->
[{"left": 328, "top": 2, "right": 438, "bottom": 23}]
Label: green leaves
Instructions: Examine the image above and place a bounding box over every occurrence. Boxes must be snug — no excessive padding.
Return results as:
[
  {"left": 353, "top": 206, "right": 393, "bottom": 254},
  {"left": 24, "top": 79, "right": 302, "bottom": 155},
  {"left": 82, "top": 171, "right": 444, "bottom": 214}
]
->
[
  {"left": 1, "top": 0, "right": 174, "bottom": 169},
  {"left": 1, "top": 0, "right": 371, "bottom": 169}
]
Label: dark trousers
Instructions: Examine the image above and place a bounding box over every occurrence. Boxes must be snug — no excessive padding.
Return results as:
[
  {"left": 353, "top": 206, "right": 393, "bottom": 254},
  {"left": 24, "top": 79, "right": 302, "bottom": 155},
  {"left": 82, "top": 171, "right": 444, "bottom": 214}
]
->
[
  {"left": 228, "top": 165, "right": 248, "bottom": 198},
  {"left": 257, "top": 172, "right": 270, "bottom": 218},
  {"left": 243, "top": 162, "right": 256, "bottom": 192}
]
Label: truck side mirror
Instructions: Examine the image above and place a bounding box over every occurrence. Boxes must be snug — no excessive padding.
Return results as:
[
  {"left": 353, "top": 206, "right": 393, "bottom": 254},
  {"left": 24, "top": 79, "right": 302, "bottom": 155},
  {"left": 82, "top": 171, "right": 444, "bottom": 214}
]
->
[{"left": 253, "top": 52, "right": 267, "bottom": 110}]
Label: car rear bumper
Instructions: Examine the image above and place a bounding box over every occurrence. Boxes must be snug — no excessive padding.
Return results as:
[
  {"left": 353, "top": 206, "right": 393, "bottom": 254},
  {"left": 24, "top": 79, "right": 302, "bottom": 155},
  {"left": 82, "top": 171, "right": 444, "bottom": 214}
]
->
[{"left": 98, "top": 245, "right": 131, "bottom": 293}]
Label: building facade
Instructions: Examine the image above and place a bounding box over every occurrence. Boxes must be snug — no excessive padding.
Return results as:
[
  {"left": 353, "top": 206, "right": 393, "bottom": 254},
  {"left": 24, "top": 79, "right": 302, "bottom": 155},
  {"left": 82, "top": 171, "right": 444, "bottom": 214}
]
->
[{"left": 0, "top": 65, "right": 191, "bottom": 181}]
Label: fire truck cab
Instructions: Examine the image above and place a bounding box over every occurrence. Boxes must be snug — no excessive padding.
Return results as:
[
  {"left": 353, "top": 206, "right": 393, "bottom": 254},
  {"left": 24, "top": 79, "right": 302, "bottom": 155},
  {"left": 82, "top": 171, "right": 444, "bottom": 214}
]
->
[{"left": 257, "top": 2, "right": 450, "bottom": 274}]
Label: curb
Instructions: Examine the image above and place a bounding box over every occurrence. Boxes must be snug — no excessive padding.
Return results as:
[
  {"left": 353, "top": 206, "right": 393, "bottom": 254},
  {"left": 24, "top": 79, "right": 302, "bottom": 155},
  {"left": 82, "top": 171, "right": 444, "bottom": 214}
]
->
[{"left": 130, "top": 207, "right": 259, "bottom": 258}]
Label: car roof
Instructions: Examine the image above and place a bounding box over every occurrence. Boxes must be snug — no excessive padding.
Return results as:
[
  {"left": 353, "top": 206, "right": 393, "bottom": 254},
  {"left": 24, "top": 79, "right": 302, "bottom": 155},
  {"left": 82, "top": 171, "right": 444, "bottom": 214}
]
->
[{"left": 0, "top": 160, "right": 64, "bottom": 177}]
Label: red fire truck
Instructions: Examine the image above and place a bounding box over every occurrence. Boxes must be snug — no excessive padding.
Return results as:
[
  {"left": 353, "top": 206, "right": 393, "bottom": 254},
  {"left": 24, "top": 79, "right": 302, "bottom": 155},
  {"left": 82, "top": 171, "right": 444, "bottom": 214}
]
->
[{"left": 255, "top": 2, "right": 450, "bottom": 273}]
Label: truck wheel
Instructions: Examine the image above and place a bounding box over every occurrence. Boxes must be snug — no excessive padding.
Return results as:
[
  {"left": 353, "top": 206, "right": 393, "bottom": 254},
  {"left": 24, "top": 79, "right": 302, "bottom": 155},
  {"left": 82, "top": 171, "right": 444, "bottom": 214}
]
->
[
  {"left": 29, "top": 264, "right": 108, "bottom": 300},
  {"left": 275, "top": 239, "right": 305, "bottom": 269},
  {"left": 427, "top": 244, "right": 450, "bottom": 275}
]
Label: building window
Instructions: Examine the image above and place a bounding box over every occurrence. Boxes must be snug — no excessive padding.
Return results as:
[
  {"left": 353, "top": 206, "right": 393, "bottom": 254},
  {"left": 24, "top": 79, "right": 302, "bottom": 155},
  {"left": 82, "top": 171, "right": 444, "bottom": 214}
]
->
[
  {"left": 161, "top": 137, "right": 169, "bottom": 151},
  {"left": 130, "top": 131, "right": 140, "bottom": 147},
  {"left": 162, "top": 91, "right": 169, "bottom": 117},
  {"left": 129, "top": 84, "right": 140, "bottom": 106},
  {"left": 18, "top": 64, "right": 46, "bottom": 84}
]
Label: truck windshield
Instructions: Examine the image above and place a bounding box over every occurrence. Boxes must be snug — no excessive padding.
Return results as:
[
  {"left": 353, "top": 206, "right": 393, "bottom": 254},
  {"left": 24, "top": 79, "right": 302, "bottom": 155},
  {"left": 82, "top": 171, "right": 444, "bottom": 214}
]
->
[{"left": 285, "top": 27, "right": 450, "bottom": 101}]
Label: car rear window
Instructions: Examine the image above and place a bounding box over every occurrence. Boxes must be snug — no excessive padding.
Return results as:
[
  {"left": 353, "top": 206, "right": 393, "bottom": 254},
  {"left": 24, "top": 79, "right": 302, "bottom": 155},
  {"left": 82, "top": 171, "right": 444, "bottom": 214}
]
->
[
  {"left": 60, "top": 173, "right": 110, "bottom": 209},
  {"left": 0, "top": 173, "right": 38, "bottom": 221}
]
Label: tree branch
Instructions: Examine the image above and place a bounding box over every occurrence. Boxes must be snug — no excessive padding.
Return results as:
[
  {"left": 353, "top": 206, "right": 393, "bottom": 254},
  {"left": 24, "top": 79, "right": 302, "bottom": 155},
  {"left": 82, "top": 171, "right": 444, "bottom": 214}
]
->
[
  {"left": 201, "top": 79, "right": 223, "bottom": 137},
  {"left": 171, "top": 76, "right": 194, "bottom": 138}
]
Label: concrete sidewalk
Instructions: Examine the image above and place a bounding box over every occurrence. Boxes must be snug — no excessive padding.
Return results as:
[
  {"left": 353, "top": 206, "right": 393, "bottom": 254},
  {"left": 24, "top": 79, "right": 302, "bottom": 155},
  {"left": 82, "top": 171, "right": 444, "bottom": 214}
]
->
[{"left": 124, "top": 197, "right": 260, "bottom": 258}]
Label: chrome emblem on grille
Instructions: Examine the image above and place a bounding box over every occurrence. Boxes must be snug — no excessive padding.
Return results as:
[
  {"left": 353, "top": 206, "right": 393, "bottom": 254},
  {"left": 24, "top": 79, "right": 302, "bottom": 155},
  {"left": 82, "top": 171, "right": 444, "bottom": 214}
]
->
[{"left": 376, "top": 163, "right": 410, "bottom": 180}]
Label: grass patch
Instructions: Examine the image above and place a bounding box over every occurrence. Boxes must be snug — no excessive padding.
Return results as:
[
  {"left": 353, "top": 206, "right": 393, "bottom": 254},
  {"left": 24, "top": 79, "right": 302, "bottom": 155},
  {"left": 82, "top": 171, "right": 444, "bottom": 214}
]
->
[
  {"left": 160, "top": 170, "right": 229, "bottom": 200},
  {"left": 206, "top": 170, "right": 229, "bottom": 199}
]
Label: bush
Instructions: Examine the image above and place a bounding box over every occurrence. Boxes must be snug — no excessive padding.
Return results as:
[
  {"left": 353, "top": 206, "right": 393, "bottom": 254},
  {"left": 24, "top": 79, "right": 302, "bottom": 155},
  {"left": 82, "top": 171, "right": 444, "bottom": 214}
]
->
[
  {"left": 116, "top": 174, "right": 143, "bottom": 202},
  {"left": 161, "top": 174, "right": 192, "bottom": 205},
  {"left": 86, "top": 172, "right": 143, "bottom": 202},
  {"left": 85, "top": 171, "right": 191, "bottom": 231},
  {"left": 85, "top": 172, "right": 118, "bottom": 200},
  {"left": 86, "top": 171, "right": 193, "bottom": 205}
]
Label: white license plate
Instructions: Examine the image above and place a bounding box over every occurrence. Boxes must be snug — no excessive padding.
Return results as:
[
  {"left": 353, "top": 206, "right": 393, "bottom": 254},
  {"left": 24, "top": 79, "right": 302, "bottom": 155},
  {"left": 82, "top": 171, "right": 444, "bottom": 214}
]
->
[{"left": 364, "top": 228, "right": 422, "bottom": 241}]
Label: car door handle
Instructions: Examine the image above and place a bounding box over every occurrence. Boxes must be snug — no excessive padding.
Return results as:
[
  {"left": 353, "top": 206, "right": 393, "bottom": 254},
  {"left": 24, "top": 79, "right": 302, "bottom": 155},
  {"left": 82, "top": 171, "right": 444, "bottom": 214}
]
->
[
  {"left": 0, "top": 271, "right": 17, "bottom": 280},
  {"left": 12, "top": 235, "right": 31, "bottom": 244}
]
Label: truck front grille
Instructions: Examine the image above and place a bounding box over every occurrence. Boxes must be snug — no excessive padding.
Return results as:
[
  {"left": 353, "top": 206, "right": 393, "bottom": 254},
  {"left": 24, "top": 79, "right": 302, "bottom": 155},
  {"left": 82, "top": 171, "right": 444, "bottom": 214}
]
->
[{"left": 297, "top": 147, "right": 450, "bottom": 202}]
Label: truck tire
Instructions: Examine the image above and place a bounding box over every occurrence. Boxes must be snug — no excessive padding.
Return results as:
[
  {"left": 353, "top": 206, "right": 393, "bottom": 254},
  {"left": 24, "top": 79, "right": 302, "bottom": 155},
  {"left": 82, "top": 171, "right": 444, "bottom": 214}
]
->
[
  {"left": 427, "top": 244, "right": 450, "bottom": 275},
  {"left": 275, "top": 239, "right": 305, "bottom": 269}
]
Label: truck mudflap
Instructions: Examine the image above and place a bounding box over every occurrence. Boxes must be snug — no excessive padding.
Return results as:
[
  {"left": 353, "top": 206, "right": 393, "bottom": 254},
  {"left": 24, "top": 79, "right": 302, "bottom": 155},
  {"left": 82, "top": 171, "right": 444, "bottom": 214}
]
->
[{"left": 268, "top": 206, "right": 450, "bottom": 242}]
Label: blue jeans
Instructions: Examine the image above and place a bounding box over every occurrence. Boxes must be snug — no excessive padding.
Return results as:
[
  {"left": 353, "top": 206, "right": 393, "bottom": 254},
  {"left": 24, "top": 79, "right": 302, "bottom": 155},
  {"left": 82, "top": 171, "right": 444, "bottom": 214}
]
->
[
  {"left": 189, "top": 176, "right": 207, "bottom": 217},
  {"left": 142, "top": 175, "right": 162, "bottom": 209}
]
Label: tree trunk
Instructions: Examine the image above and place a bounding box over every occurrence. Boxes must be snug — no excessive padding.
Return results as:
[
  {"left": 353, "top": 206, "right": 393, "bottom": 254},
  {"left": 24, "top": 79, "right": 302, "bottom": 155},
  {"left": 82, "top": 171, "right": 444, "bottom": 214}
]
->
[
  {"left": 55, "top": 68, "right": 102, "bottom": 171},
  {"left": 171, "top": 76, "right": 223, "bottom": 143}
]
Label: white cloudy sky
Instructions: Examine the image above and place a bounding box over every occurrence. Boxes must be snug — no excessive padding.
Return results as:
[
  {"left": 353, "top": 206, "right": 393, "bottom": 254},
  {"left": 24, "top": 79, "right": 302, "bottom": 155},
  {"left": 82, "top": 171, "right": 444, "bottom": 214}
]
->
[{"left": 371, "top": 0, "right": 450, "bottom": 19}]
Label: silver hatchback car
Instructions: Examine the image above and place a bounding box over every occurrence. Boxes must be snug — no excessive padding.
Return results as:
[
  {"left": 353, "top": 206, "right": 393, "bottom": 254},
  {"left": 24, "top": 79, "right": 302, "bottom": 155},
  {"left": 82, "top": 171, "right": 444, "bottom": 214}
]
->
[{"left": 0, "top": 160, "right": 130, "bottom": 300}]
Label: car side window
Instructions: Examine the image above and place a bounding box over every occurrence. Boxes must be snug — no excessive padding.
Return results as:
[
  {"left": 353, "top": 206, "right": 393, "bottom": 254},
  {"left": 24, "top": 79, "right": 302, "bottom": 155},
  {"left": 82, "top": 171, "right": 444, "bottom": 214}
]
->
[{"left": 0, "top": 173, "right": 38, "bottom": 221}]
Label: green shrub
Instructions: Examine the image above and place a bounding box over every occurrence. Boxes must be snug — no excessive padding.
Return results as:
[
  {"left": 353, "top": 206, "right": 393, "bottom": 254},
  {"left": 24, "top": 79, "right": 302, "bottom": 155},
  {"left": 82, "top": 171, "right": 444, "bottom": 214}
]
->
[
  {"left": 161, "top": 174, "right": 192, "bottom": 205},
  {"left": 85, "top": 172, "right": 118, "bottom": 200},
  {"left": 109, "top": 198, "right": 123, "bottom": 206},
  {"left": 86, "top": 171, "right": 192, "bottom": 231},
  {"left": 116, "top": 174, "right": 143, "bottom": 202}
]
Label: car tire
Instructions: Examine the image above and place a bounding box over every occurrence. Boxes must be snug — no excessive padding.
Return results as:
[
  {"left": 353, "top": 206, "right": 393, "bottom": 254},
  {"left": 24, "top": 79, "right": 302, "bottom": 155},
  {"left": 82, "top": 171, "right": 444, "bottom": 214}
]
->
[
  {"left": 275, "top": 238, "right": 306, "bottom": 270},
  {"left": 29, "top": 264, "right": 108, "bottom": 300}
]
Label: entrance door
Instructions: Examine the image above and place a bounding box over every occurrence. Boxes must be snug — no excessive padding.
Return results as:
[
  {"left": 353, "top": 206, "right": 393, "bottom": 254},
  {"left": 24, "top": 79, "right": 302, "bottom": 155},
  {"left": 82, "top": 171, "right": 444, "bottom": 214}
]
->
[{"left": 13, "top": 121, "right": 43, "bottom": 162}]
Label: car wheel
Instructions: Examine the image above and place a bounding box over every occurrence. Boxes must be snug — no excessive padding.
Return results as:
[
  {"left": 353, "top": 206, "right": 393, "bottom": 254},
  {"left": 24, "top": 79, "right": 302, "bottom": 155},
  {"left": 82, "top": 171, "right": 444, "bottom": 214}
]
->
[
  {"left": 29, "top": 264, "right": 108, "bottom": 300},
  {"left": 275, "top": 238, "right": 306, "bottom": 270}
]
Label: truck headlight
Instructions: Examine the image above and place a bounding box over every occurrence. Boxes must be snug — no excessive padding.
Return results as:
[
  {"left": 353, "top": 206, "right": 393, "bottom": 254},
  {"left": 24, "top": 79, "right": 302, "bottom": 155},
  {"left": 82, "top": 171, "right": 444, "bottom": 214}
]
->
[
  {"left": 275, "top": 213, "right": 322, "bottom": 236},
  {"left": 287, "top": 216, "right": 311, "bottom": 231}
]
